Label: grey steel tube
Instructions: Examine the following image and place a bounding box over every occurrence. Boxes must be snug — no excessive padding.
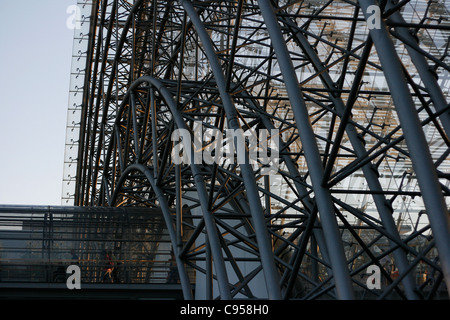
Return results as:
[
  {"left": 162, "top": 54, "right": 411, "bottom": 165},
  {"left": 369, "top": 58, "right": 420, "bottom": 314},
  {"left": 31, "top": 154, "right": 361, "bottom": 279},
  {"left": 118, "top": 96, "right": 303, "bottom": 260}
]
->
[
  {"left": 359, "top": 0, "right": 450, "bottom": 294},
  {"left": 257, "top": 0, "right": 355, "bottom": 299},
  {"left": 385, "top": 0, "right": 450, "bottom": 137}
]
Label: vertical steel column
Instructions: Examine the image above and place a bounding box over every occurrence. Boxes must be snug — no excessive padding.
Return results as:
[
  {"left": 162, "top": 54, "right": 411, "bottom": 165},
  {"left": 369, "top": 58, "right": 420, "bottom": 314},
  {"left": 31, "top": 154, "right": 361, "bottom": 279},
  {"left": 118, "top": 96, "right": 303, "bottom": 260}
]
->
[
  {"left": 91, "top": 0, "right": 145, "bottom": 206},
  {"left": 205, "top": 238, "right": 213, "bottom": 299},
  {"left": 75, "top": 0, "right": 100, "bottom": 205},
  {"left": 257, "top": 0, "right": 355, "bottom": 299},
  {"left": 385, "top": 0, "right": 450, "bottom": 137},
  {"left": 359, "top": 0, "right": 450, "bottom": 293},
  {"left": 179, "top": 0, "right": 282, "bottom": 299},
  {"left": 176, "top": 164, "right": 183, "bottom": 250}
]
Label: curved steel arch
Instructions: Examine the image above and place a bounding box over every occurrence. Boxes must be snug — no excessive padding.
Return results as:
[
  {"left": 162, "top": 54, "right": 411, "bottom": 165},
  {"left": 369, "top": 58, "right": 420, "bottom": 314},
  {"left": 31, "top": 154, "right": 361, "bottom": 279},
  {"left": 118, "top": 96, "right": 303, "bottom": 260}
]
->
[
  {"left": 74, "top": 0, "right": 450, "bottom": 300},
  {"left": 104, "top": 75, "right": 234, "bottom": 299}
]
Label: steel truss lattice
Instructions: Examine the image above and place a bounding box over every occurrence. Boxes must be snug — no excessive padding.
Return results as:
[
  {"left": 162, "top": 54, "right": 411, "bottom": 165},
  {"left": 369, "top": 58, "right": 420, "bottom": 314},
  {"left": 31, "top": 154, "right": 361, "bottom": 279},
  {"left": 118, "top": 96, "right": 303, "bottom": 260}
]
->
[{"left": 72, "top": 0, "right": 450, "bottom": 300}]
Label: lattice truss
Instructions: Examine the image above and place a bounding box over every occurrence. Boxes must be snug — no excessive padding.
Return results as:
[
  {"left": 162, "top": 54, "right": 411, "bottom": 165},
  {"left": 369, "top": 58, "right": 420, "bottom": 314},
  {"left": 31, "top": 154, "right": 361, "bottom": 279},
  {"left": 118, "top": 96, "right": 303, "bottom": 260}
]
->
[{"left": 69, "top": 0, "right": 450, "bottom": 299}]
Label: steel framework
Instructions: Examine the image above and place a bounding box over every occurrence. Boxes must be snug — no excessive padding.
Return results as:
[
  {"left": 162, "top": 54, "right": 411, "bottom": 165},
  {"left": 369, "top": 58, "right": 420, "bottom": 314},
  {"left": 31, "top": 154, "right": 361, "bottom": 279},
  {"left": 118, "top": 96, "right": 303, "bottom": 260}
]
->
[{"left": 68, "top": 0, "right": 450, "bottom": 299}]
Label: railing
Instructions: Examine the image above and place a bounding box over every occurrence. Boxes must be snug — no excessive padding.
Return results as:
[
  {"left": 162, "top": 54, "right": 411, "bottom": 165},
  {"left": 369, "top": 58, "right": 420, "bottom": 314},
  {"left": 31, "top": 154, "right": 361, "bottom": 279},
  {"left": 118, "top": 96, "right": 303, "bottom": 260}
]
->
[{"left": 0, "top": 205, "right": 193, "bottom": 286}]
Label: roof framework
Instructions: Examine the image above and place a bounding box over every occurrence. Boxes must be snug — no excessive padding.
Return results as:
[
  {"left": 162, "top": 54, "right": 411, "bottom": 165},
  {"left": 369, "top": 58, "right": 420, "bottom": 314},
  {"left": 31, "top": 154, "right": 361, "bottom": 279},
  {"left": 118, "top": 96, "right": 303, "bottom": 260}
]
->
[{"left": 67, "top": 0, "right": 450, "bottom": 299}]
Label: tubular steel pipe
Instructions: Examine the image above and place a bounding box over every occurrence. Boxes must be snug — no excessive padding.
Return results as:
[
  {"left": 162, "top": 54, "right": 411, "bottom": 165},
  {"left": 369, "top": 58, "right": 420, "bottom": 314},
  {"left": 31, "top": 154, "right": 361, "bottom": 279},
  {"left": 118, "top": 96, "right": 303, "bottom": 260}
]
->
[
  {"left": 359, "top": 0, "right": 450, "bottom": 295},
  {"left": 257, "top": 0, "right": 355, "bottom": 300},
  {"left": 385, "top": 0, "right": 450, "bottom": 137},
  {"left": 178, "top": 0, "right": 282, "bottom": 300},
  {"left": 85, "top": 0, "right": 119, "bottom": 206}
]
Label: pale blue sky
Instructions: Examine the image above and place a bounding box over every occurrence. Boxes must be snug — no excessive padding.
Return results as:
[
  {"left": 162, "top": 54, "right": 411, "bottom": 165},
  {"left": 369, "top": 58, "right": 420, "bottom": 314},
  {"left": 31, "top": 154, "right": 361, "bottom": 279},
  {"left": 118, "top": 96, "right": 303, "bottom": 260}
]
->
[{"left": 0, "top": 1, "right": 77, "bottom": 205}]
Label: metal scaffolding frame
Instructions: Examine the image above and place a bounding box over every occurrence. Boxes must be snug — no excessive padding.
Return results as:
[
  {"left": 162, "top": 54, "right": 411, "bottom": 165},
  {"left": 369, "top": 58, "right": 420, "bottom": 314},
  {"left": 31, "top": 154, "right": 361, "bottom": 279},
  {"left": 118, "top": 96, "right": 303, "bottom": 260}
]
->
[{"left": 69, "top": 0, "right": 450, "bottom": 299}]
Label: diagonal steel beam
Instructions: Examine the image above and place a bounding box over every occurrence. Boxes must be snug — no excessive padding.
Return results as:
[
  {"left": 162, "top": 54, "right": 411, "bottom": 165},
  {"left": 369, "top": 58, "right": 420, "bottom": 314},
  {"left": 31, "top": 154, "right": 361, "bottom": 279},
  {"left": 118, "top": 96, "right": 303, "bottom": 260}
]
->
[
  {"left": 257, "top": 0, "right": 355, "bottom": 300},
  {"left": 179, "top": 0, "right": 283, "bottom": 300},
  {"left": 276, "top": 8, "right": 421, "bottom": 299},
  {"left": 359, "top": 0, "right": 450, "bottom": 295},
  {"left": 385, "top": 0, "right": 450, "bottom": 138}
]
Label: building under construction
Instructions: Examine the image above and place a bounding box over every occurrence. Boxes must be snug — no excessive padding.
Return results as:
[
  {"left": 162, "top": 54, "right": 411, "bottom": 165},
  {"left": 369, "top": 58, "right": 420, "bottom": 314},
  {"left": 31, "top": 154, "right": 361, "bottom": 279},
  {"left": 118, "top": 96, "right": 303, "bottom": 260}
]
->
[{"left": 0, "top": 0, "right": 450, "bottom": 300}]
